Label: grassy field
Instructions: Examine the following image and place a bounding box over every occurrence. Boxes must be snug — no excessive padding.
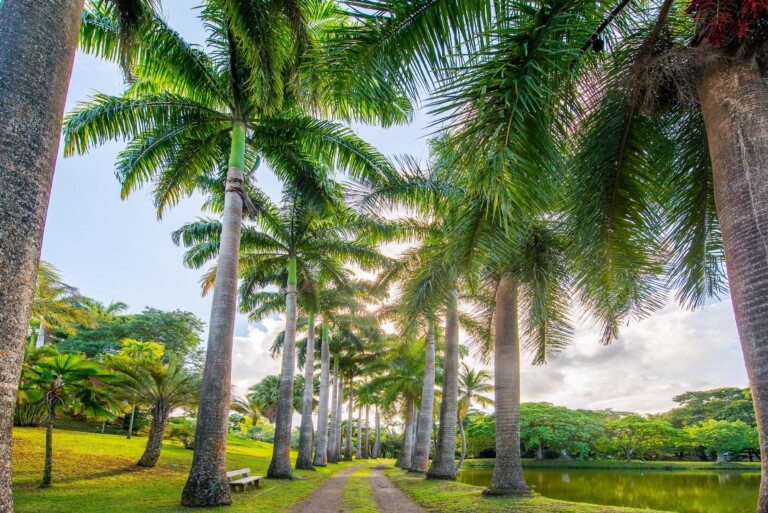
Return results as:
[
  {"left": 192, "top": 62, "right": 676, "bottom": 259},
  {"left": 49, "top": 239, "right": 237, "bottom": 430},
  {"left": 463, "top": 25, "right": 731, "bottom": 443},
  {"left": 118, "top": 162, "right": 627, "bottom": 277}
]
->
[
  {"left": 384, "top": 468, "right": 669, "bottom": 513},
  {"left": 460, "top": 458, "right": 762, "bottom": 472},
  {"left": 12, "top": 424, "right": 358, "bottom": 513}
]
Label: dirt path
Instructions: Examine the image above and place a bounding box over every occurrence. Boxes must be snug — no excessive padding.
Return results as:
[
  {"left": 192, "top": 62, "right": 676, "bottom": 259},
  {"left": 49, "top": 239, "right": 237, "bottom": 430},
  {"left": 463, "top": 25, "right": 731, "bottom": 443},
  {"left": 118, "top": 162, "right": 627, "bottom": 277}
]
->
[
  {"left": 368, "top": 466, "right": 427, "bottom": 513},
  {"left": 292, "top": 464, "right": 365, "bottom": 513}
]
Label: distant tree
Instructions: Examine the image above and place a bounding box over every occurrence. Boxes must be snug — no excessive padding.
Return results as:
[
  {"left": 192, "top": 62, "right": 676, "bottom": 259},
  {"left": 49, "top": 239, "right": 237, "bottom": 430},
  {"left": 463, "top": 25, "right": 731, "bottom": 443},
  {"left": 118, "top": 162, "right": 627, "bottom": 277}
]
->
[
  {"left": 662, "top": 388, "right": 755, "bottom": 428},
  {"left": 167, "top": 418, "right": 196, "bottom": 450},
  {"left": 19, "top": 353, "right": 124, "bottom": 487},
  {"left": 247, "top": 375, "right": 304, "bottom": 424},
  {"left": 601, "top": 416, "right": 678, "bottom": 462},
  {"left": 687, "top": 419, "right": 757, "bottom": 464},
  {"left": 31, "top": 261, "right": 93, "bottom": 346},
  {"left": 457, "top": 364, "right": 493, "bottom": 469},
  {"left": 520, "top": 403, "right": 604, "bottom": 460}
]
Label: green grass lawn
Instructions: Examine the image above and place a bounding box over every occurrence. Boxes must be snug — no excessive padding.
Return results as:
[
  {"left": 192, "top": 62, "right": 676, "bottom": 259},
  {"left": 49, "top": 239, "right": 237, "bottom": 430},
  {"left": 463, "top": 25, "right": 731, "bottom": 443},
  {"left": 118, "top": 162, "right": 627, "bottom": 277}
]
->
[
  {"left": 12, "top": 424, "right": 358, "bottom": 513},
  {"left": 384, "top": 468, "right": 669, "bottom": 513},
  {"left": 460, "top": 458, "right": 762, "bottom": 472}
]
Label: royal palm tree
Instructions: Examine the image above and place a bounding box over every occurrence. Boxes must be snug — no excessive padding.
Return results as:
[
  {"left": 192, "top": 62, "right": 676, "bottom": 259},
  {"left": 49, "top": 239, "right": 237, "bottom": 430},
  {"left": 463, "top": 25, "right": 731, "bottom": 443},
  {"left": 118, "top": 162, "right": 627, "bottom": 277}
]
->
[
  {"left": 457, "top": 363, "right": 493, "bottom": 469},
  {"left": 107, "top": 355, "right": 199, "bottom": 467},
  {"left": 64, "top": 2, "right": 400, "bottom": 501},
  {"left": 0, "top": 0, "right": 155, "bottom": 503},
  {"left": 174, "top": 189, "right": 390, "bottom": 477}
]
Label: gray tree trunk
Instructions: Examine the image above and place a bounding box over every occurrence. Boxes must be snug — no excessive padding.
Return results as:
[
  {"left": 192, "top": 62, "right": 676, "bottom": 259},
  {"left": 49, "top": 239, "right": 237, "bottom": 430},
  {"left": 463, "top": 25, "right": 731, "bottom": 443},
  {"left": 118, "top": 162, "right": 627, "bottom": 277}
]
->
[
  {"left": 138, "top": 409, "right": 170, "bottom": 468},
  {"left": 410, "top": 400, "right": 419, "bottom": 465},
  {"left": 396, "top": 395, "right": 415, "bottom": 469},
  {"left": 0, "top": 1, "right": 84, "bottom": 508},
  {"left": 699, "top": 56, "right": 768, "bottom": 513},
  {"left": 36, "top": 324, "right": 48, "bottom": 348},
  {"left": 412, "top": 326, "right": 436, "bottom": 472},
  {"left": 182, "top": 143, "right": 245, "bottom": 506},
  {"left": 327, "top": 359, "right": 338, "bottom": 462},
  {"left": 484, "top": 275, "right": 530, "bottom": 496},
  {"left": 363, "top": 404, "right": 370, "bottom": 459},
  {"left": 458, "top": 417, "right": 466, "bottom": 470},
  {"left": 313, "top": 323, "right": 330, "bottom": 466},
  {"left": 127, "top": 405, "right": 136, "bottom": 439},
  {"left": 268, "top": 277, "right": 298, "bottom": 479},
  {"left": 334, "top": 373, "right": 344, "bottom": 462},
  {"left": 373, "top": 406, "right": 381, "bottom": 458},
  {"left": 356, "top": 405, "right": 362, "bottom": 459},
  {"left": 296, "top": 313, "right": 316, "bottom": 470},
  {"left": 429, "top": 293, "right": 459, "bottom": 479},
  {"left": 40, "top": 401, "right": 56, "bottom": 488},
  {"left": 345, "top": 378, "right": 354, "bottom": 460}
]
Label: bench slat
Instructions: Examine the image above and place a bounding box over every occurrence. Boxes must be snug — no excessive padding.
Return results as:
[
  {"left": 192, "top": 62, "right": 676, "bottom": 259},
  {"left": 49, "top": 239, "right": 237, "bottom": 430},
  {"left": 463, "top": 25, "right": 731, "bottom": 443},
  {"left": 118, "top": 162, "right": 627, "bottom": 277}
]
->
[
  {"left": 226, "top": 468, "right": 251, "bottom": 478},
  {"left": 231, "top": 476, "right": 261, "bottom": 485}
]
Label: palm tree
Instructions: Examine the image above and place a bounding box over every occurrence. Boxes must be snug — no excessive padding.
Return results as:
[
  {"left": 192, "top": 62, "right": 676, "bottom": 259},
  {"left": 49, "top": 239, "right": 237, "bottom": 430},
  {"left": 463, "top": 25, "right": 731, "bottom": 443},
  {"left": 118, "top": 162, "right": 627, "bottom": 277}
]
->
[
  {"left": 115, "top": 338, "right": 165, "bottom": 439},
  {"left": 64, "top": 3, "right": 399, "bottom": 501},
  {"left": 457, "top": 363, "right": 493, "bottom": 469},
  {"left": 31, "top": 261, "right": 93, "bottom": 347},
  {"left": 246, "top": 375, "right": 303, "bottom": 424},
  {"left": 0, "top": 1, "right": 154, "bottom": 504},
  {"left": 106, "top": 355, "right": 198, "bottom": 467},
  {"left": 19, "top": 352, "right": 123, "bottom": 487}
]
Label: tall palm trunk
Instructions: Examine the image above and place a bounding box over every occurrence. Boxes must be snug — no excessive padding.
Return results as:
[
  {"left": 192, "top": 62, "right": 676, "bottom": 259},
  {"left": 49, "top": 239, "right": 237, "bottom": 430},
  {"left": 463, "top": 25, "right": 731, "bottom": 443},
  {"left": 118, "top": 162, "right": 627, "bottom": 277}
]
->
[
  {"left": 429, "top": 293, "right": 459, "bottom": 479},
  {"left": 699, "top": 56, "right": 768, "bottom": 513},
  {"left": 374, "top": 406, "right": 381, "bottom": 458},
  {"left": 484, "top": 274, "right": 530, "bottom": 496},
  {"left": 410, "top": 400, "right": 419, "bottom": 464},
  {"left": 458, "top": 416, "right": 467, "bottom": 469},
  {"left": 345, "top": 377, "right": 354, "bottom": 460},
  {"left": 40, "top": 399, "right": 56, "bottom": 488},
  {"left": 356, "top": 405, "right": 362, "bottom": 459},
  {"left": 268, "top": 257, "right": 298, "bottom": 479},
  {"left": 314, "top": 321, "right": 330, "bottom": 466},
  {"left": 363, "top": 404, "right": 370, "bottom": 459},
  {"left": 127, "top": 405, "right": 136, "bottom": 439},
  {"left": 333, "top": 369, "right": 344, "bottom": 463},
  {"left": 36, "top": 324, "right": 49, "bottom": 348},
  {"left": 138, "top": 408, "right": 170, "bottom": 468},
  {"left": 412, "top": 325, "right": 436, "bottom": 472},
  {"left": 182, "top": 123, "right": 246, "bottom": 506},
  {"left": 296, "top": 312, "right": 316, "bottom": 470},
  {"left": 327, "top": 358, "right": 339, "bottom": 462},
  {"left": 396, "top": 395, "right": 416, "bottom": 468},
  {"left": 0, "top": 1, "right": 83, "bottom": 507}
]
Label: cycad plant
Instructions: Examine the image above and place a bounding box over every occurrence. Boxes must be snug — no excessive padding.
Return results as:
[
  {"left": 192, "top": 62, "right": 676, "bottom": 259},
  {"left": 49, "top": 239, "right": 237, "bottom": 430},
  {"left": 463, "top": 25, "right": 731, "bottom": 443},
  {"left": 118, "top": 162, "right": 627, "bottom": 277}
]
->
[
  {"left": 64, "top": 1, "right": 400, "bottom": 502},
  {"left": 31, "top": 261, "right": 93, "bottom": 347}
]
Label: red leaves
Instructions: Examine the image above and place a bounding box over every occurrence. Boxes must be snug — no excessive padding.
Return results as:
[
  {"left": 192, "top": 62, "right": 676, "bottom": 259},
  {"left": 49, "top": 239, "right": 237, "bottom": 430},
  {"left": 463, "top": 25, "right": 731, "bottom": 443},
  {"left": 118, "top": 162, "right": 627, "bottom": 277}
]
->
[{"left": 687, "top": 0, "right": 768, "bottom": 46}]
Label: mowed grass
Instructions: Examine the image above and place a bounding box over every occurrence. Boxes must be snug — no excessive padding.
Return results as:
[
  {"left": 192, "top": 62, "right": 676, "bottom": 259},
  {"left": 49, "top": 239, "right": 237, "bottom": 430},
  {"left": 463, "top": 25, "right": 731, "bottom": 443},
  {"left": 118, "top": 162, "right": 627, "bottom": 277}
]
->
[
  {"left": 340, "top": 465, "right": 379, "bottom": 513},
  {"left": 383, "top": 468, "right": 670, "bottom": 513},
  {"left": 12, "top": 424, "right": 358, "bottom": 513},
  {"left": 461, "top": 458, "right": 762, "bottom": 472}
]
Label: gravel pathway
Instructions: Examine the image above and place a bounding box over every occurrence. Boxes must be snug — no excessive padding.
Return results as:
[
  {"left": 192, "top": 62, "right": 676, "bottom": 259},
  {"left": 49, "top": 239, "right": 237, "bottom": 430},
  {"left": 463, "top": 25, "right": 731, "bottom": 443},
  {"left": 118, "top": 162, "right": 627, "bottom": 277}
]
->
[
  {"left": 292, "top": 464, "right": 365, "bottom": 513},
  {"left": 368, "top": 466, "right": 427, "bottom": 513}
]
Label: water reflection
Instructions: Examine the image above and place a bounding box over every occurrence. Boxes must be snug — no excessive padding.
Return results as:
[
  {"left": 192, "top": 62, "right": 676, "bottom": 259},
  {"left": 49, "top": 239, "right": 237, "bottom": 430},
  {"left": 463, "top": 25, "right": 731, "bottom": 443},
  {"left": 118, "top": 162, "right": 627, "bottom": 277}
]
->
[{"left": 457, "top": 466, "right": 760, "bottom": 513}]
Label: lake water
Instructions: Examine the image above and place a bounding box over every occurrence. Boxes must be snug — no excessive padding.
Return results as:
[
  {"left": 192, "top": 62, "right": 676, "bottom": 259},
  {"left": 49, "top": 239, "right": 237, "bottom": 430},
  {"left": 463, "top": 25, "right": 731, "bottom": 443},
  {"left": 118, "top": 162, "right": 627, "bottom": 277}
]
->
[{"left": 457, "top": 466, "right": 760, "bottom": 513}]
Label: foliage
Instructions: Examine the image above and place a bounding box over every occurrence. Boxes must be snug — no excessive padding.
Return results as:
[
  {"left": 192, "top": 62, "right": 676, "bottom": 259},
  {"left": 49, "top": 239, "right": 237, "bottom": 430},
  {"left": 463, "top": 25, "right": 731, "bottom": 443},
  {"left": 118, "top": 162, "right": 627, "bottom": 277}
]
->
[
  {"left": 599, "top": 416, "right": 678, "bottom": 461},
  {"left": 686, "top": 419, "right": 758, "bottom": 461},
  {"left": 166, "top": 418, "right": 196, "bottom": 450},
  {"left": 659, "top": 387, "right": 755, "bottom": 428},
  {"left": 520, "top": 403, "right": 604, "bottom": 460}
]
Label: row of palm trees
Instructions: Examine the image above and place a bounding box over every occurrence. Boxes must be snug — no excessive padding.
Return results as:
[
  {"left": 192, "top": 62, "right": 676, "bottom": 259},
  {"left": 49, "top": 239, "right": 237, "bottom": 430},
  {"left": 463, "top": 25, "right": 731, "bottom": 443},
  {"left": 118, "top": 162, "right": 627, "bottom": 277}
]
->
[{"left": 3, "top": 1, "right": 768, "bottom": 512}]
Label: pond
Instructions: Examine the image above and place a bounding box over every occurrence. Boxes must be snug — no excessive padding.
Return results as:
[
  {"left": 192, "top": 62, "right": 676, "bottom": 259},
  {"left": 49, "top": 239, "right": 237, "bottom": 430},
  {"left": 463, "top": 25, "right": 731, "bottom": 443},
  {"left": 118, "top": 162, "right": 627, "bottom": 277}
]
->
[{"left": 457, "top": 466, "right": 760, "bottom": 513}]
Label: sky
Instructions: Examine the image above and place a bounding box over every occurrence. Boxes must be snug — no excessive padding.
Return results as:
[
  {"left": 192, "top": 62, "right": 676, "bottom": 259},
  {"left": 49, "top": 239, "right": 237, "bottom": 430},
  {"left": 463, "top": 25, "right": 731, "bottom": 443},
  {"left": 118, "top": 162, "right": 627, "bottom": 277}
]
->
[{"left": 41, "top": 1, "right": 749, "bottom": 415}]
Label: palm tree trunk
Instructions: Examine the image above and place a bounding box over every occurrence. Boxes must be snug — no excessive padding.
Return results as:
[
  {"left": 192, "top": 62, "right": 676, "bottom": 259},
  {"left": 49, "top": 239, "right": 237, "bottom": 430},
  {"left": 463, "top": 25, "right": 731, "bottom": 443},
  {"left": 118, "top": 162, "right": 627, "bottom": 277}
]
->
[
  {"left": 327, "top": 357, "right": 339, "bottom": 462},
  {"left": 356, "top": 405, "right": 362, "bottom": 459},
  {"left": 363, "top": 404, "right": 370, "bottom": 459},
  {"left": 138, "top": 409, "right": 170, "bottom": 468},
  {"left": 699, "top": 56, "right": 768, "bottom": 513},
  {"left": 484, "top": 274, "right": 530, "bottom": 496},
  {"left": 36, "top": 324, "right": 48, "bottom": 348},
  {"left": 345, "top": 377, "right": 354, "bottom": 460},
  {"left": 374, "top": 406, "right": 381, "bottom": 458},
  {"left": 458, "top": 416, "right": 466, "bottom": 470},
  {"left": 396, "top": 395, "right": 416, "bottom": 468},
  {"left": 412, "top": 325, "right": 436, "bottom": 472},
  {"left": 335, "top": 373, "right": 344, "bottom": 462},
  {"left": 429, "top": 292, "right": 459, "bottom": 479},
  {"left": 182, "top": 123, "right": 246, "bottom": 506},
  {"left": 0, "top": 2, "right": 83, "bottom": 507},
  {"left": 410, "top": 400, "right": 419, "bottom": 464},
  {"left": 296, "top": 312, "right": 316, "bottom": 470},
  {"left": 127, "top": 405, "right": 136, "bottom": 440},
  {"left": 313, "top": 321, "right": 330, "bottom": 466},
  {"left": 268, "top": 257, "right": 298, "bottom": 479},
  {"left": 40, "top": 400, "right": 56, "bottom": 488}
]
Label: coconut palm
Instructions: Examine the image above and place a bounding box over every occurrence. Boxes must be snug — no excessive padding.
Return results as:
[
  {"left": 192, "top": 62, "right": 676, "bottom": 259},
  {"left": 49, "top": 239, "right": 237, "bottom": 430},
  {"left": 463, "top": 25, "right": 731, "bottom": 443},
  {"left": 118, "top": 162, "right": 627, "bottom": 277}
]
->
[
  {"left": 106, "top": 355, "right": 198, "bottom": 467},
  {"left": 0, "top": 0, "right": 155, "bottom": 503},
  {"left": 64, "top": 2, "right": 401, "bottom": 500},
  {"left": 457, "top": 363, "right": 493, "bottom": 469},
  {"left": 31, "top": 261, "right": 93, "bottom": 347},
  {"left": 19, "top": 352, "right": 124, "bottom": 488}
]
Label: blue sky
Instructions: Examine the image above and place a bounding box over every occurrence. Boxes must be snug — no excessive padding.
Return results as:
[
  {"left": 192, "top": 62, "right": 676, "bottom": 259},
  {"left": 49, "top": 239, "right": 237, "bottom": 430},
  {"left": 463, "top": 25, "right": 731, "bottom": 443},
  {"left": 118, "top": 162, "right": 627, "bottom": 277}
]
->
[{"left": 42, "top": 1, "right": 749, "bottom": 413}]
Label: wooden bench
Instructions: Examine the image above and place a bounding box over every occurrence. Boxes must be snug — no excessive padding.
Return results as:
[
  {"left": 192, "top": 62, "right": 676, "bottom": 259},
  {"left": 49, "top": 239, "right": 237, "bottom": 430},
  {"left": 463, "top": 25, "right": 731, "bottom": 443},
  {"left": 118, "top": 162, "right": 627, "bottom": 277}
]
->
[{"left": 226, "top": 468, "right": 262, "bottom": 492}]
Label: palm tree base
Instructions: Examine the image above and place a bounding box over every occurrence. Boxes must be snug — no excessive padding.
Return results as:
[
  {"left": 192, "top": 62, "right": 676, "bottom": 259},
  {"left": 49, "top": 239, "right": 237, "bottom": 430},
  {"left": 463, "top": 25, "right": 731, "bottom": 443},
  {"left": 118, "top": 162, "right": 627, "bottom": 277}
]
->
[
  {"left": 406, "top": 469, "right": 427, "bottom": 474},
  {"left": 181, "top": 475, "right": 232, "bottom": 507},
  {"left": 425, "top": 471, "right": 456, "bottom": 481},
  {"left": 482, "top": 487, "right": 532, "bottom": 497}
]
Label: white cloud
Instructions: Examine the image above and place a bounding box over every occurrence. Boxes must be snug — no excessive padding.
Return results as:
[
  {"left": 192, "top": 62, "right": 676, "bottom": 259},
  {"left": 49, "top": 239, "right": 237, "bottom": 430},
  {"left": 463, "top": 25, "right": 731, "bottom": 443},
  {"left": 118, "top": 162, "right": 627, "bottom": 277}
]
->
[{"left": 231, "top": 318, "right": 285, "bottom": 397}]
